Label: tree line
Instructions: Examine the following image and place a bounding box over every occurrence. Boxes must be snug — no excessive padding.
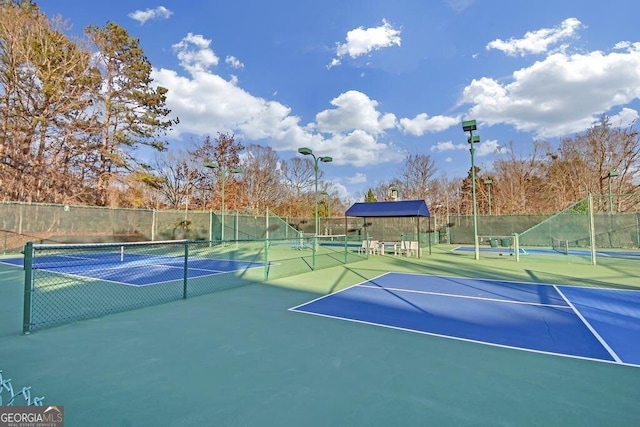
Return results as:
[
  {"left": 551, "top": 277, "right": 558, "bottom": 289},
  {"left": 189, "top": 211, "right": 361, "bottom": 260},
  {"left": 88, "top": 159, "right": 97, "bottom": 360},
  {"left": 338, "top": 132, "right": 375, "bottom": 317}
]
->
[{"left": 1, "top": 1, "right": 639, "bottom": 225}]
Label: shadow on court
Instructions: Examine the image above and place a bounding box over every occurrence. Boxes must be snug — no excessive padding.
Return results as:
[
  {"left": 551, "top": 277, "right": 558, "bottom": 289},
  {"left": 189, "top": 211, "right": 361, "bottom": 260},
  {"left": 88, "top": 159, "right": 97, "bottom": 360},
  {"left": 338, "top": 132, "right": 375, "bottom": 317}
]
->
[{"left": 2, "top": 251, "right": 640, "bottom": 426}]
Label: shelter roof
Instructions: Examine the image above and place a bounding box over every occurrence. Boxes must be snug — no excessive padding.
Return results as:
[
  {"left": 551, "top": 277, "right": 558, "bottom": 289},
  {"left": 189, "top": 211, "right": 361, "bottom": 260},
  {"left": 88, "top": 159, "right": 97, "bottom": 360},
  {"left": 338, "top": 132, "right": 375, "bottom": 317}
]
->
[{"left": 345, "top": 200, "right": 430, "bottom": 218}]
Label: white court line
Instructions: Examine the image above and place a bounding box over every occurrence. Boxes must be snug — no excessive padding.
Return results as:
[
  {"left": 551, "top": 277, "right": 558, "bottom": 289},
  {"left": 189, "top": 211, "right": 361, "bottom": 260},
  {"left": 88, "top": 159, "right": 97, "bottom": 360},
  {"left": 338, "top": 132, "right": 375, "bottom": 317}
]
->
[
  {"left": 356, "top": 284, "right": 569, "bottom": 309},
  {"left": 553, "top": 285, "right": 622, "bottom": 364},
  {"left": 33, "top": 260, "right": 262, "bottom": 288},
  {"left": 291, "top": 307, "right": 639, "bottom": 368},
  {"left": 290, "top": 273, "right": 639, "bottom": 368},
  {"left": 288, "top": 272, "right": 391, "bottom": 312}
]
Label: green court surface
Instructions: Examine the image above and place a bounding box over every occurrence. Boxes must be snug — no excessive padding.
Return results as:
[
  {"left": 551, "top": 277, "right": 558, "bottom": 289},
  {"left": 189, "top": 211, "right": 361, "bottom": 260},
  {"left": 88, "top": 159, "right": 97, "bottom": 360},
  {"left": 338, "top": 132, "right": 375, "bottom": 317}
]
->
[{"left": 2, "top": 245, "right": 640, "bottom": 426}]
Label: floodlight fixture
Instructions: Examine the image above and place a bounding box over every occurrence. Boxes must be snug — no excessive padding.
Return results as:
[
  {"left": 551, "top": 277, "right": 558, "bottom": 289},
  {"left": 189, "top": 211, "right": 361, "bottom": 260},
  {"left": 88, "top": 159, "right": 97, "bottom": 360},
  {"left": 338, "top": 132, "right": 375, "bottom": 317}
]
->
[{"left": 462, "top": 120, "right": 477, "bottom": 132}]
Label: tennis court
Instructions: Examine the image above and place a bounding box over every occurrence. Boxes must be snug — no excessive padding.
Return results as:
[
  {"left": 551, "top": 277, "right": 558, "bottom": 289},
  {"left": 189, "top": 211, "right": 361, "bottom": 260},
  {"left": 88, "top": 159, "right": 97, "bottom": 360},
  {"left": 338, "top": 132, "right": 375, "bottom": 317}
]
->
[
  {"left": 0, "top": 252, "right": 263, "bottom": 287},
  {"left": 2, "top": 244, "right": 640, "bottom": 426},
  {"left": 452, "top": 245, "right": 640, "bottom": 259},
  {"left": 291, "top": 273, "right": 640, "bottom": 366}
]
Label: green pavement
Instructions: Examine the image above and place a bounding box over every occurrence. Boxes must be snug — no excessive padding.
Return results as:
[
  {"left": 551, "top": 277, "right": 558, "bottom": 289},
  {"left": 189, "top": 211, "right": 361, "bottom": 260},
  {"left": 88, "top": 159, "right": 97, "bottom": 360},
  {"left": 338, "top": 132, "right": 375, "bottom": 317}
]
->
[{"left": 1, "top": 246, "right": 639, "bottom": 426}]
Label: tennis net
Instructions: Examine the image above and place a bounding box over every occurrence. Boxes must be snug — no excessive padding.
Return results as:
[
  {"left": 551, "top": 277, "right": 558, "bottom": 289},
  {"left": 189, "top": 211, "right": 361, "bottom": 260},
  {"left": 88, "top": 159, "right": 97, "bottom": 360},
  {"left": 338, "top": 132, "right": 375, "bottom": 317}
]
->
[
  {"left": 21, "top": 239, "right": 266, "bottom": 333},
  {"left": 551, "top": 237, "right": 569, "bottom": 255},
  {"left": 26, "top": 239, "right": 192, "bottom": 269}
]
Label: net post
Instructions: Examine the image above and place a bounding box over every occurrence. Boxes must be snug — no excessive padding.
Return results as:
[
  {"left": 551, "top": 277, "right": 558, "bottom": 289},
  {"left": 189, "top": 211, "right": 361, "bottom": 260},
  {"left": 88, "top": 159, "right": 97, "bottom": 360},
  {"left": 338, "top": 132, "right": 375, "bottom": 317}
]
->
[
  {"left": 22, "top": 241, "right": 34, "bottom": 334},
  {"left": 264, "top": 238, "right": 269, "bottom": 280},
  {"left": 588, "top": 193, "right": 597, "bottom": 265},
  {"left": 588, "top": 193, "right": 596, "bottom": 265},
  {"left": 151, "top": 209, "right": 157, "bottom": 241},
  {"left": 513, "top": 233, "right": 520, "bottom": 262},
  {"left": 182, "top": 240, "right": 189, "bottom": 299},
  {"left": 312, "top": 235, "right": 317, "bottom": 270},
  {"left": 209, "top": 210, "right": 214, "bottom": 246},
  {"left": 343, "top": 233, "right": 348, "bottom": 264}
]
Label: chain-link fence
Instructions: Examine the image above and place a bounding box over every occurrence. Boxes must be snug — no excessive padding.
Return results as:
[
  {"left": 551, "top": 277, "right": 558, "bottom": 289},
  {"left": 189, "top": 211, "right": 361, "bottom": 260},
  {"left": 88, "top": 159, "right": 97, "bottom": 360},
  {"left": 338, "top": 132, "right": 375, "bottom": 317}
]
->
[
  {"left": 0, "top": 202, "right": 302, "bottom": 254},
  {"left": 518, "top": 194, "right": 640, "bottom": 249},
  {"left": 0, "top": 369, "right": 45, "bottom": 406},
  {"left": 19, "top": 236, "right": 368, "bottom": 333}
]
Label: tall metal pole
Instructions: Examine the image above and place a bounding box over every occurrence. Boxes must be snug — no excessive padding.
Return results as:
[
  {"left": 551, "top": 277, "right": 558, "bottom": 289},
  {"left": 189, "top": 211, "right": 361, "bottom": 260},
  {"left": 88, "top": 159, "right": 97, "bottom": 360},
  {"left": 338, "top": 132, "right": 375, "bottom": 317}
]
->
[
  {"left": 298, "top": 147, "right": 332, "bottom": 237},
  {"left": 204, "top": 162, "right": 241, "bottom": 242},
  {"left": 470, "top": 139, "right": 479, "bottom": 260},
  {"left": 462, "top": 120, "right": 480, "bottom": 260},
  {"left": 485, "top": 179, "right": 493, "bottom": 215},
  {"left": 221, "top": 170, "right": 226, "bottom": 241},
  {"left": 607, "top": 169, "right": 619, "bottom": 215},
  {"left": 319, "top": 191, "right": 330, "bottom": 234},
  {"left": 314, "top": 158, "right": 319, "bottom": 236}
]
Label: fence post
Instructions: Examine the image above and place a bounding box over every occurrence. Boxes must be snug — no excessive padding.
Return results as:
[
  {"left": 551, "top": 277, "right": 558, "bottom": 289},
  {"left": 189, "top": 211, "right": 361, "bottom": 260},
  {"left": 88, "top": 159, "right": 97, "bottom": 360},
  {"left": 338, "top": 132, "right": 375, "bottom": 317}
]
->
[
  {"left": 588, "top": 194, "right": 597, "bottom": 266},
  {"left": 344, "top": 233, "right": 348, "bottom": 264},
  {"left": 23, "top": 241, "right": 33, "bottom": 334},
  {"left": 264, "top": 239, "right": 269, "bottom": 280},
  {"left": 151, "top": 209, "right": 157, "bottom": 241},
  {"left": 183, "top": 241, "right": 189, "bottom": 299}
]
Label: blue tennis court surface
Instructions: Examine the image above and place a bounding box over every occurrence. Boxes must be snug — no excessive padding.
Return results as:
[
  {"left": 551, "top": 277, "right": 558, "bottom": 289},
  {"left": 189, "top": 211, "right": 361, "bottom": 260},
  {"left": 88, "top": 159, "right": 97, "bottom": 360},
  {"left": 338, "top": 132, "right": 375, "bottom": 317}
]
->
[
  {"left": 0, "top": 255, "right": 263, "bottom": 286},
  {"left": 453, "top": 245, "right": 640, "bottom": 258},
  {"left": 291, "top": 273, "right": 640, "bottom": 367}
]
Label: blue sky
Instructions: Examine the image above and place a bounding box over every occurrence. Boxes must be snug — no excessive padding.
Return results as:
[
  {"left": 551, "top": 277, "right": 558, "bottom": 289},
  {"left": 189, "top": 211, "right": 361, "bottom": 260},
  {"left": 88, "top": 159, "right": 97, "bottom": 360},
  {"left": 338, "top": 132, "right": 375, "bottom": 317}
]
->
[{"left": 38, "top": 0, "right": 640, "bottom": 202}]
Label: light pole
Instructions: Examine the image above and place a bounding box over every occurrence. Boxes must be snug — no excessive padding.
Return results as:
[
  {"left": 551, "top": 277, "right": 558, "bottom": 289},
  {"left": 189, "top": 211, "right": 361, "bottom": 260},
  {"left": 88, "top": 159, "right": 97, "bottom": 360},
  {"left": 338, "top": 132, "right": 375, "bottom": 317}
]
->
[
  {"left": 607, "top": 169, "right": 620, "bottom": 215},
  {"left": 203, "top": 162, "right": 242, "bottom": 241},
  {"left": 298, "top": 147, "right": 333, "bottom": 236},
  {"left": 319, "top": 190, "right": 330, "bottom": 234},
  {"left": 484, "top": 179, "right": 493, "bottom": 215},
  {"left": 462, "top": 120, "right": 480, "bottom": 260}
]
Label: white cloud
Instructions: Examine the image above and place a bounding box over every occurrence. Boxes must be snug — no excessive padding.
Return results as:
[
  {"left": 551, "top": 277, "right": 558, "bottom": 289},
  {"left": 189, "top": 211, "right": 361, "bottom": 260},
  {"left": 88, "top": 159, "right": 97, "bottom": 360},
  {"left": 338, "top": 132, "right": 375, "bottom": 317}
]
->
[
  {"left": 608, "top": 107, "right": 638, "bottom": 128},
  {"left": 225, "top": 56, "right": 244, "bottom": 69},
  {"left": 430, "top": 141, "right": 466, "bottom": 152},
  {"left": 476, "top": 139, "right": 504, "bottom": 157},
  {"left": 316, "top": 90, "right": 396, "bottom": 135},
  {"left": 321, "top": 130, "right": 405, "bottom": 167},
  {"left": 172, "top": 33, "right": 219, "bottom": 73},
  {"left": 346, "top": 173, "right": 368, "bottom": 184},
  {"left": 128, "top": 6, "right": 173, "bottom": 25},
  {"left": 328, "top": 181, "right": 350, "bottom": 202},
  {"left": 486, "top": 18, "right": 583, "bottom": 57},
  {"left": 329, "top": 19, "right": 401, "bottom": 68},
  {"left": 153, "top": 34, "right": 405, "bottom": 168},
  {"left": 462, "top": 42, "right": 640, "bottom": 138},
  {"left": 399, "top": 113, "right": 460, "bottom": 136}
]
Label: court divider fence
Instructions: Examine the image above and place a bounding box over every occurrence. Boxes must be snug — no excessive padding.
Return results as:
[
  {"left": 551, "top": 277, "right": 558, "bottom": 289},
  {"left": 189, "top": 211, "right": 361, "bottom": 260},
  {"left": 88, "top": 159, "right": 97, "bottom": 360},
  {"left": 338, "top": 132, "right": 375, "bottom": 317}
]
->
[
  {"left": 0, "top": 369, "right": 45, "bottom": 406},
  {"left": 0, "top": 202, "right": 302, "bottom": 254},
  {"left": 21, "top": 235, "right": 367, "bottom": 333}
]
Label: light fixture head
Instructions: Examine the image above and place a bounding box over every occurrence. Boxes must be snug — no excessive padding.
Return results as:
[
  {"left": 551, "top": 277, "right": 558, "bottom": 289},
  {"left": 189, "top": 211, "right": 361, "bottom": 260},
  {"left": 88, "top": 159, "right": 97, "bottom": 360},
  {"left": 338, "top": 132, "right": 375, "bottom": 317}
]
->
[
  {"left": 298, "top": 147, "right": 313, "bottom": 156},
  {"left": 462, "top": 120, "right": 477, "bottom": 132},
  {"left": 203, "top": 161, "right": 218, "bottom": 169},
  {"left": 608, "top": 170, "right": 620, "bottom": 178},
  {"left": 484, "top": 179, "right": 493, "bottom": 185},
  {"left": 468, "top": 135, "right": 480, "bottom": 144},
  {"left": 319, "top": 156, "right": 333, "bottom": 163}
]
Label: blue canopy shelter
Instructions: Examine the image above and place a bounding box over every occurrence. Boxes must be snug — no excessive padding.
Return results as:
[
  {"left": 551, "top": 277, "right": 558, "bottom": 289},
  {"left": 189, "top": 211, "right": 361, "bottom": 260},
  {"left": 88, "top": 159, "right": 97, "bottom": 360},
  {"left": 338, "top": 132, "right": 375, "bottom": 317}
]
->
[{"left": 344, "top": 200, "right": 431, "bottom": 257}]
